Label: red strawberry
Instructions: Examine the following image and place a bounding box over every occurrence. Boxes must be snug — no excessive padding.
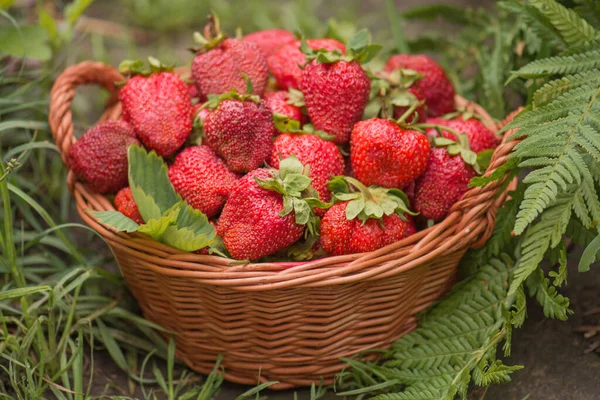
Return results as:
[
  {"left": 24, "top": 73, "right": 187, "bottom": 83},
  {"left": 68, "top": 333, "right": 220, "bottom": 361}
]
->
[
  {"left": 68, "top": 120, "right": 139, "bottom": 194},
  {"left": 270, "top": 133, "right": 344, "bottom": 205},
  {"left": 203, "top": 98, "right": 275, "bottom": 173},
  {"left": 114, "top": 187, "right": 143, "bottom": 224},
  {"left": 192, "top": 38, "right": 268, "bottom": 97},
  {"left": 243, "top": 29, "right": 296, "bottom": 57},
  {"left": 168, "top": 146, "right": 239, "bottom": 218},
  {"left": 351, "top": 118, "right": 430, "bottom": 189},
  {"left": 425, "top": 116, "right": 497, "bottom": 153},
  {"left": 384, "top": 54, "right": 455, "bottom": 117},
  {"left": 218, "top": 156, "right": 325, "bottom": 260},
  {"left": 320, "top": 177, "right": 416, "bottom": 255},
  {"left": 264, "top": 91, "right": 304, "bottom": 124},
  {"left": 413, "top": 147, "right": 476, "bottom": 221},
  {"left": 267, "top": 38, "right": 345, "bottom": 90},
  {"left": 119, "top": 60, "right": 192, "bottom": 157},
  {"left": 302, "top": 61, "right": 370, "bottom": 144}
]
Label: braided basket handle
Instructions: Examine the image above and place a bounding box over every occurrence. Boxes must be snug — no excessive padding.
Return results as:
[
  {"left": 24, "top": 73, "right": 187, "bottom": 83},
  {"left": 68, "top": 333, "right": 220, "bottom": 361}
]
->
[{"left": 49, "top": 62, "right": 124, "bottom": 189}]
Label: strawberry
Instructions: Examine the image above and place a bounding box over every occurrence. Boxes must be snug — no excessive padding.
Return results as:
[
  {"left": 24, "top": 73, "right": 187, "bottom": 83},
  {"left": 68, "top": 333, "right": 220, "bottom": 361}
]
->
[
  {"left": 350, "top": 118, "right": 430, "bottom": 189},
  {"left": 218, "top": 156, "right": 326, "bottom": 260},
  {"left": 413, "top": 147, "right": 476, "bottom": 221},
  {"left": 267, "top": 38, "right": 345, "bottom": 90},
  {"left": 320, "top": 177, "right": 416, "bottom": 255},
  {"left": 191, "top": 16, "right": 268, "bottom": 97},
  {"left": 203, "top": 93, "right": 275, "bottom": 173},
  {"left": 119, "top": 58, "right": 192, "bottom": 157},
  {"left": 270, "top": 132, "right": 344, "bottom": 205},
  {"left": 243, "top": 29, "right": 296, "bottom": 57},
  {"left": 68, "top": 120, "right": 140, "bottom": 194},
  {"left": 264, "top": 91, "right": 305, "bottom": 124},
  {"left": 424, "top": 116, "right": 497, "bottom": 153},
  {"left": 300, "top": 31, "right": 379, "bottom": 144},
  {"left": 114, "top": 187, "right": 143, "bottom": 224},
  {"left": 168, "top": 146, "right": 239, "bottom": 218},
  {"left": 384, "top": 54, "right": 455, "bottom": 118}
]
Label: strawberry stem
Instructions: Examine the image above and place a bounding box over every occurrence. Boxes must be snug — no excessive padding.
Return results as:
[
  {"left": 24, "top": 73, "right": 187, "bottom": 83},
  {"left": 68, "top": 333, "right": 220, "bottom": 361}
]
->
[
  {"left": 416, "top": 123, "right": 465, "bottom": 138},
  {"left": 345, "top": 176, "right": 374, "bottom": 202},
  {"left": 395, "top": 100, "right": 424, "bottom": 124}
]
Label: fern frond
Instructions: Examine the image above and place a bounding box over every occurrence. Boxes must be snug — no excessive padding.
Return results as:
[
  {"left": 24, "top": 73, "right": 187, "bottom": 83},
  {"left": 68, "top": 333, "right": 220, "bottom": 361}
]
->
[
  {"left": 509, "top": 286, "right": 527, "bottom": 328},
  {"left": 548, "top": 241, "right": 568, "bottom": 287},
  {"left": 510, "top": 194, "right": 573, "bottom": 293},
  {"left": 526, "top": 267, "right": 573, "bottom": 320},
  {"left": 473, "top": 360, "right": 524, "bottom": 386},
  {"left": 533, "top": 69, "right": 600, "bottom": 106},
  {"left": 528, "top": 0, "right": 596, "bottom": 46},
  {"left": 574, "top": 0, "right": 600, "bottom": 27},
  {"left": 517, "top": 2, "right": 567, "bottom": 49},
  {"left": 508, "top": 49, "right": 600, "bottom": 79},
  {"left": 567, "top": 216, "right": 599, "bottom": 247},
  {"left": 511, "top": 86, "right": 600, "bottom": 234}
]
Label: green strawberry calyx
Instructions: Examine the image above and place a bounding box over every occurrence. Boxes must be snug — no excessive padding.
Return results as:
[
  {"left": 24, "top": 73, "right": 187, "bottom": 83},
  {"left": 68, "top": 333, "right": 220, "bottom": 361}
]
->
[
  {"left": 426, "top": 129, "right": 486, "bottom": 174},
  {"left": 439, "top": 107, "right": 482, "bottom": 122},
  {"left": 118, "top": 57, "right": 174, "bottom": 77},
  {"left": 272, "top": 115, "right": 336, "bottom": 141},
  {"left": 191, "top": 14, "right": 227, "bottom": 52},
  {"left": 328, "top": 176, "right": 417, "bottom": 222},
  {"left": 300, "top": 29, "right": 382, "bottom": 65},
  {"left": 200, "top": 75, "right": 261, "bottom": 110},
  {"left": 364, "top": 68, "right": 425, "bottom": 120},
  {"left": 255, "top": 155, "right": 330, "bottom": 237},
  {"left": 287, "top": 87, "right": 305, "bottom": 107}
]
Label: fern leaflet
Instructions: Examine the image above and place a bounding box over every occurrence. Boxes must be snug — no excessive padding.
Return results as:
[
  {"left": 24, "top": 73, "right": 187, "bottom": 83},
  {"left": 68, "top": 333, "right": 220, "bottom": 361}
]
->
[
  {"left": 508, "top": 49, "right": 600, "bottom": 79},
  {"left": 528, "top": 0, "right": 596, "bottom": 46},
  {"left": 526, "top": 267, "right": 573, "bottom": 320},
  {"left": 533, "top": 69, "right": 600, "bottom": 106}
]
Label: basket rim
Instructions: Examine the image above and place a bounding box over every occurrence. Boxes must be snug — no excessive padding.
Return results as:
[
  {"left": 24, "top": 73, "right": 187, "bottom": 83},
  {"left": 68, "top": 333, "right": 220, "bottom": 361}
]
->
[{"left": 49, "top": 61, "right": 521, "bottom": 289}]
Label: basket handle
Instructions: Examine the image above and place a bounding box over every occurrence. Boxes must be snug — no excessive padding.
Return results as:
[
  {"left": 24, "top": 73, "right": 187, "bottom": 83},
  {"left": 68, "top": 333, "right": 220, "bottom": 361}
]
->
[{"left": 49, "top": 61, "right": 124, "bottom": 176}]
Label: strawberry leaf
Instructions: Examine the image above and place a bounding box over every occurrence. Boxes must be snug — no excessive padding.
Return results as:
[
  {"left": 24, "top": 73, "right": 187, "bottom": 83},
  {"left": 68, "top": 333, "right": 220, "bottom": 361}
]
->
[
  {"left": 292, "top": 197, "right": 312, "bottom": 225},
  {"left": 461, "top": 148, "right": 477, "bottom": 166},
  {"left": 89, "top": 210, "right": 140, "bottom": 232},
  {"left": 477, "top": 149, "right": 494, "bottom": 172},
  {"left": 346, "top": 198, "right": 365, "bottom": 220},
  {"left": 128, "top": 145, "right": 180, "bottom": 222},
  {"left": 162, "top": 203, "right": 215, "bottom": 252},
  {"left": 137, "top": 208, "right": 179, "bottom": 241},
  {"left": 283, "top": 174, "right": 312, "bottom": 196},
  {"left": 287, "top": 88, "right": 305, "bottom": 107},
  {"left": 273, "top": 113, "right": 301, "bottom": 133},
  {"left": 347, "top": 29, "right": 370, "bottom": 53},
  {"left": 279, "top": 154, "right": 304, "bottom": 179},
  {"left": 240, "top": 72, "right": 253, "bottom": 94}
]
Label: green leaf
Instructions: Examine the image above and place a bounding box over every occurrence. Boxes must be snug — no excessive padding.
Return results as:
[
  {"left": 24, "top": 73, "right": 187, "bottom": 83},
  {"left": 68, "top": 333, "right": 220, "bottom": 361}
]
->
[
  {"left": 0, "top": 25, "right": 52, "bottom": 61},
  {"left": 579, "top": 234, "right": 600, "bottom": 272},
  {"left": 38, "top": 8, "right": 58, "bottom": 46},
  {"left": 273, "top": 113, "right": 301, "bottom": 133},
  {"left": 128, "top": 145, "right": 179, "bottom": 222},
  {"left": 477, "top": 149, "right": 495, "bottom": 172},
  {"left": 549, "top": 241, "right": 568, "bottom": 286},
  {"left": 347, "top": 29, "right": 370, "bottom": 53},
  {"left": 461, "top": 149, "right": 477, "bottom": 166},
  {"left": 526, "top": 267, "right": 573, "bottom": 320},
  {"left": 161, "top": 202, "right": 215, "bottom": 251},
  {"left": 240, "top": 72, "right": 253, "bottom": 94},
  {"left": 528, "top": 0, "right": 596, "bottom": 46},
  {"left": 89, "top": 210, "right": 140, "bottom": 233},
  {"left": 0, "top": 285, "right": 51, "bottom": 301},
  {"left": 292, "top": 197, "right": 311, "bottom": 225},
  {"left": 0, "top": 0, "right": 15, "bottom": 10},
  {"left": 65, "top": 0, "right": 95, "bottom": 27},
  {"left": 137, "top": 210, "right": 178, "bottom": 241}
]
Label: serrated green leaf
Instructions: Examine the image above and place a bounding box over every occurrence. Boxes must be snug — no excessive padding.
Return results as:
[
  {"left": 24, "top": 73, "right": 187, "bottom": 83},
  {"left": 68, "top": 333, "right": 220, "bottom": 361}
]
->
[
  {"left": 128, "top": 145, "right": 179, "bottom": 222},
  {"left": 137, "top": 210, "right": 178, "bottom": 241},
  {"left": 279, "top": 154, "right": 304, "bottom": 179},
  {"left": 364, "top": 200, "right": 384, "bottom": 219},
  {"left": 89, "top": 210, "right": 140, "bottom": 233},
  {"left": 281, "top": 196, "right": 294, "bottom": 216},
  {"left": 347, "top": 29, "right": 370, "bottom": 52},
  {"left": 283, "top": 174, "right": 312, "bottom": 195},
  {"left": 161, "top": 203, "right": 215, "bottom": 251}
]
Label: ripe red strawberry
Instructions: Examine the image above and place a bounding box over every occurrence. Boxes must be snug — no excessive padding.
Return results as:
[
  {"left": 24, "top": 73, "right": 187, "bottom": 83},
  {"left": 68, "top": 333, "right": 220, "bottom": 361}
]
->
[
  {"left": 384, "top": 54, "right": 455, "bottom": 117},
  {"left": 302, "top": 60, "right": 370, "bottom": 144},
  {"left": 68, "top": 120, "right": 140, "bottom": 194},
  {"left": 264, "top": 91, "right": 304, "bottom": 123},
  {"left": 413, "top": 147, "right": 476, "bottom": 221},
  {"left": 270, "top": 133, "right": 344, "bottom": 205},
  {"left": 218, "top": 156, "right": 325, "bottom": 260},
  {"left": 243, "top": 29, "right": 296, "bottom": 57},
  {"left": 119, "top": 60, "right": 192, "bottom": 157},
  {"left": 351, "top": 118, "right": 430, "bottom": 189},
  {"left": 114, "top": 187, "right": 143, "bottom": 224},
  {"left": 168, "top": 146, "right": 239, "bottom": 218},
  {"left": 203, "top": 98, "right": 275, "bottom": 173},
  {"left": 425, "top": 116, "right": 497, "bottom": 153},
  {"left": 192, "top": 38, "right": 268, "bottom": 97},
  {"left": 320, "top": 177, "right": 416, "bottom": 255},
  {"left": 267, "top": 38, "right": 345, "bottom": 90}
]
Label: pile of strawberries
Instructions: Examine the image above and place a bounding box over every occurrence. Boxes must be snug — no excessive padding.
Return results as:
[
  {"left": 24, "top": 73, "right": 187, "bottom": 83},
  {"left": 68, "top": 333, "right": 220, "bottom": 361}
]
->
[{"left": 68, "top": 17, "right": 499, "bottom": 262}]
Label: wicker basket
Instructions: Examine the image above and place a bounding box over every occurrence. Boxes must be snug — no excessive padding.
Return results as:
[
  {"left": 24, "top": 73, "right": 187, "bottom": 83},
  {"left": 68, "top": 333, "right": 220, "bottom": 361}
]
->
[{"left": 49, "top": 61, "right": 519, "bottom": 389}]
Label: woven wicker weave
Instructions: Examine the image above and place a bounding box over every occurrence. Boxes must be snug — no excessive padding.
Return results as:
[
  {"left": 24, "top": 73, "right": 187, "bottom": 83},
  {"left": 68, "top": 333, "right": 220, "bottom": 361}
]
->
[{"left": 49, "top": 61, "right": 519, "bottom": 389}]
